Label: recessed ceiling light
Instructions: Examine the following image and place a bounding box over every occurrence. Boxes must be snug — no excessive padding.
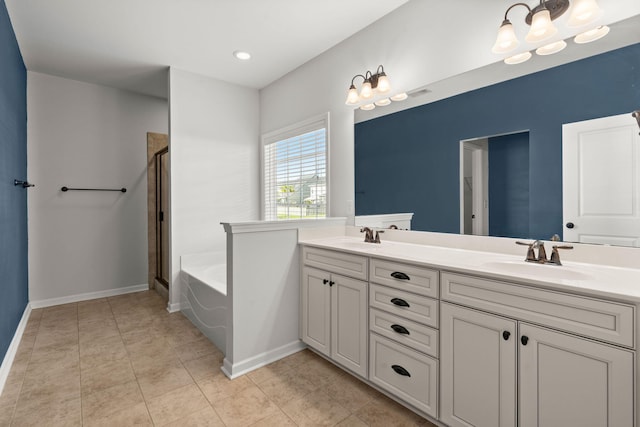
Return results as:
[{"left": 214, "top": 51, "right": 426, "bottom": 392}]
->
[
  {"left": 233, "top": 50, "right": 251, "bottom": 60},
  {"left": 375, "top": 98, "right": 391, "bottom": 107},
  {"left": 360, "top": 103, "right": 375, "bottom": 111},
  {"left": 390, "top": 92, "right": 408, "bottom": 101},
  {"left": 536, "top": 40, "right": 567, "bottom": 56},
  {"left": 504, "top": 51, "right": 532, "bottom": 65},
  {"left": 574, "top": 25, "right": 610, "bottom": 44}
]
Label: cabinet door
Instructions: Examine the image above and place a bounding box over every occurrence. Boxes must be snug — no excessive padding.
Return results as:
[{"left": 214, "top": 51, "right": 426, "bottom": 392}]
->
[
  {"left": 331, "top": 273, "right": 368, "bottom": 378},
  {"left": 301, "top": 266, "right": 331, "bottom": 357},
  {"left": 519, "top": 323, "right": 634, "bottom": 427},
  {"left": 440, "top": 303, "right": 517, "bottom": 427}
]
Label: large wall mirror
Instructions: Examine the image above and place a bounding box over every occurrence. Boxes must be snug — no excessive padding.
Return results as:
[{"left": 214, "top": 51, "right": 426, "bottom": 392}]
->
[{"left": 355, "top": 42, "right": 640, "bottom": 246}]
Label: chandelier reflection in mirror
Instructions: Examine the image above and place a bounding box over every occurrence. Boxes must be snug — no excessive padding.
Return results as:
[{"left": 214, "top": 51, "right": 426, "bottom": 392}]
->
[
  {"left": 345, "top": 65, "right": 408, "bottom": 111},
  {"left": 492, "top": 0, "right": 609, "bottom": 65}
]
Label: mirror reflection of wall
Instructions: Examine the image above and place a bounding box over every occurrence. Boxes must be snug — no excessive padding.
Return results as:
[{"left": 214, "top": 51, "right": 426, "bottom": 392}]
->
[{"left": 354, "top": 42, "right": 640, "bottom": 245}]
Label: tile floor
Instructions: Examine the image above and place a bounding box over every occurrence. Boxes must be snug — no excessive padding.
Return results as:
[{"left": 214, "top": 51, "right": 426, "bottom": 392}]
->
[{"left": 0, "top": 290, "right": 437, "bottom": 426}]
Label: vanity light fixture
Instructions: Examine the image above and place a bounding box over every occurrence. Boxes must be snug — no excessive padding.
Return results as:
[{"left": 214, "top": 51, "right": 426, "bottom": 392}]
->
[
  {"left": 492, "top": 0, "right": 607, "bottom": 64},
  {"left": 345, "top": 65, "right": 407, "bottom": 110}
]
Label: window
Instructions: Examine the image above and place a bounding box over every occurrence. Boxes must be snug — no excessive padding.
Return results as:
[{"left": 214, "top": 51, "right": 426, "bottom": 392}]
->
[{"left": 262, "top": 114, "right": 329, "bottom": 220}]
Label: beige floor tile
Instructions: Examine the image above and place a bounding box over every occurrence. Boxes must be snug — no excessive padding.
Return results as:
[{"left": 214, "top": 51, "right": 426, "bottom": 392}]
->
[
  {"left": 20, "top": 364, "right": 80, "bottom": 404},
  {"left": 79, "top": 334, "right": 128, "bottom": 370},
  {"left": 173, "top": 336, "right": 222, "bottom": 363},
  {"left": 146, "top": 383, "right": 210, "bottom": 425},
  {"left": 81, "top": 358, "right": 137, "bottom": 394},
  {"left": 161, "top": 406, "right": 224, "bottom": 427},
  {"left": 0, "top": 401, "right": 15, "bottom": 426},
  {"left": 183, "top": 354, "right": 222, "bottom": 380},
  {"left": 32, "top": 329, "right": 78, "bottom": 351},
  {"left": 336, "top": 414, "right": 369, "bottom": 427},
  {"left": 212, "top": 385, "right": 281, "bottom": 427},
  {"left": 321, "top": 370, "right": 379, "bottom": 412},
  {"left": 128, "top": 349, "right": 182, "bottom": 377},
  {"left": 354, "top": 394, "right": 434, "bottom": 427},
  {"left": 84, "top": 401, "right": 153, "bottom": 427},
  {"left": 293, "top": 354, "right": 345, "bottom": 389},
  {"left": 247, "top": 357, "right": 294, "bottom": 385},
  {"left": 11, "top": 395, "right": 82, "bottom": 427},
  {"left": 115, "top": 313, "right": 156, "bottom": 335},
  {"left": 82, "top": 380, "right": 145, "bottom": 422},
  {"left": 257, "top": 368, "right": 318, "bottom": 407},
  {"left": 249, "top": 409, "right": 297, "bottom": 427},
  {"left": 136, "top": 359, "right": 194, "bottom": 400},
  {"left": 281, "top": 389, "right": 351, "bottom": 426},
  {"left": 197, "top": 372, "right": 254, "bottom": 404}
]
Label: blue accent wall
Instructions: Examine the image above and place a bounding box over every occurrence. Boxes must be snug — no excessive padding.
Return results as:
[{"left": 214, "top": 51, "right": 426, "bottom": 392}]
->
[
  {"left": 488, "top": 132, "right": 530, "bottom": 238},
  {"left": 355, "top": 43, "right": 640, "bottom": 239},
  {"left": 0, "top": 0, "right": 28, "bottom": 362}
]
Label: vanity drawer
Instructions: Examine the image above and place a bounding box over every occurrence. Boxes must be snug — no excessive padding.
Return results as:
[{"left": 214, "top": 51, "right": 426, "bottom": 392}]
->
[
  {"left": 370, "top": 308, "right": 439, "bottom": 358},
  {"left": 370, "top": 333, "right": 438, "bottom": 418},
  {"left": 370, "top": 258, "right": 439, "bottom": 298},
  {"left": 370, "top": 284, "right": 438, "bottom": 328},
  {"left": 302, "top": 246, "right": 368, "bottom": 281},
  {"left": 441, "top": 272, "right": 636, "bottom": 348}
]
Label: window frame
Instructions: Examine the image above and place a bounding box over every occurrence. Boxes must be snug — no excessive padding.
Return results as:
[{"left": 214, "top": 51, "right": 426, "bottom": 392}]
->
[{"left": 260, "top": 113, "right": 330, "bottom": 221}]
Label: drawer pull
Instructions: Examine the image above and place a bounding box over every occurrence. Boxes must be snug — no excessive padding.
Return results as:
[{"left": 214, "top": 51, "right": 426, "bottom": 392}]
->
[
  {"left": 391, "top": 364, "right": 411, "bottom": 377},
  {"left": 390, "top": 271, "right": 410, "bottom": 280},
  {"left": 503, "top": 331, "right": 511, "bottom": 341},
  {"left": 390, "top": 324, "right": 410, "bottom": 335},
  {"left": 390, "top": 298, "right": 410, "bottom": 308}
]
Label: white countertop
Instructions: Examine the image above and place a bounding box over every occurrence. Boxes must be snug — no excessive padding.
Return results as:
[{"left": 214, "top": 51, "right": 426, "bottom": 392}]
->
[{"left": 299, "top": 236, "right": 640, "bottom": 303}]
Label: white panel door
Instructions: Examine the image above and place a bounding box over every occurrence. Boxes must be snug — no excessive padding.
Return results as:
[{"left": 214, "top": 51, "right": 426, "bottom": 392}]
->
[
  {"left": 563, "top": 113, "right": 640, "bottom": 246},
  {"left": 331, "top": 274, "right": 368, "bottom": 378},
  {"left": 519, "top": 323, "right": 634, "bottom": 427},
  {"left": 301, "top": 266, "right": 331, "bottom": 357},
  {"left": 440, "top": 303, "right": 517, "bottom": 427}
]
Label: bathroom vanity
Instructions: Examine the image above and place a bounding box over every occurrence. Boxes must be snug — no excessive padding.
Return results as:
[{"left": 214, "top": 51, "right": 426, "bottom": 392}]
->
[{"left": 299, "top": 233, "right": 639, "bottom": 427}]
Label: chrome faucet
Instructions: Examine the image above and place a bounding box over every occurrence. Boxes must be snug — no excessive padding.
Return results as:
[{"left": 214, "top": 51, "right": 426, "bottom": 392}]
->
[
  {"left": 516, "top": 240, "right": 573, "bottom": 265},
  {"left": 516, "top": 240, "right": 547, "bottom": 263},
  {"left": 360, "top": 227, "right": 383, "bottom": 243}
]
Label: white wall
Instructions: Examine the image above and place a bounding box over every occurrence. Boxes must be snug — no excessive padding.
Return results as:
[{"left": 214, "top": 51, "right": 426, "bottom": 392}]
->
[
  {"left": 27, "top": 72, "right": 168, "bottom": 302},
  {"left": 168, "top": 68, "right": 260, "bottom": 307},
  {"left": 260, "top": 0, "right": 640, "bottom": 220}
]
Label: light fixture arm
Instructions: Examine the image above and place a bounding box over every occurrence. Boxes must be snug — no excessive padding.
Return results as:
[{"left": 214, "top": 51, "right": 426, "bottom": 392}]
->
[
  {"left": 350, "top": 74, "right": 367, "bottom": 86},
  {"left": 503, "top": 2, "right": 532, "bottom": 21}
]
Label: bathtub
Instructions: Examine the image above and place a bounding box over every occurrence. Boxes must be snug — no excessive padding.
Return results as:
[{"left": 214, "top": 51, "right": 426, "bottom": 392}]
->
[{"left": 180, "top": 251, "right": 227, "bottom": 354}]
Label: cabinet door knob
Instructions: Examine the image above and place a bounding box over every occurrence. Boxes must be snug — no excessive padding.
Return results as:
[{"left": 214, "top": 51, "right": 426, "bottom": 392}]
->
[
  {"left": 566, "top": 222, "right": 575, "bottom": 229},
  {"left": 390, "top": 271, "right": 410, "bottom": 280},
  {"left": 329, "top": 281, "right": 335, "bottom": 287},
  {"left": 503, "top": 331, "right": 511, "bottom": 341},
  {"left": 390, "top": 324, "right": 410, "bottom": 335},
  {"left": 391, "top": 364, "right": 411, "bottom": 377},
  {"left": 390, "top": 298, "right": 410, "bottom": 308},
  {"left": 322, "top": 279, "right": 329, "bottom": 285},
  {"left": 521, "top": 335, "right": 529, "bottom": 346}
]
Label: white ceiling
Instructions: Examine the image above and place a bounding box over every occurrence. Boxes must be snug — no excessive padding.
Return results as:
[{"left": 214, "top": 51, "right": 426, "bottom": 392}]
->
[{"left": 5, "top": 0, "right": 409, "bottom": 98}]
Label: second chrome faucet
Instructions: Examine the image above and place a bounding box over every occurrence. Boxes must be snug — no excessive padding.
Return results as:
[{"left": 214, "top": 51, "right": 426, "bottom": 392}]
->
[
  {"left": 360, "top": 227, "right": 383, "bottom": 243},
  {"left": 516, "top": 240, "right": 573, "bottom": 265}
]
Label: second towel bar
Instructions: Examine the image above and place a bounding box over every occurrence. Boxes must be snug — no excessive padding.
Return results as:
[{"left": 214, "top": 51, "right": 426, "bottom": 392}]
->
[{"left": 61, "top": 186, "right": 126, "bottom": 193}]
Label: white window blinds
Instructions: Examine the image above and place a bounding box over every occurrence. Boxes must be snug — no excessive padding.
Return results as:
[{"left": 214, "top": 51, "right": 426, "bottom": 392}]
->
[{"left": 263, "top": 116, "right": 328, "bottom": 221}]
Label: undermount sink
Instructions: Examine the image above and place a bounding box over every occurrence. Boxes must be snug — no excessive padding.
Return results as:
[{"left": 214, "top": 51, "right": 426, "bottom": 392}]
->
[
  {"left": 481, "top": 261, "right": 592, "bottom": 281},
  {"left": 339, "top": 241, "right": 382, "bottom": 251}
]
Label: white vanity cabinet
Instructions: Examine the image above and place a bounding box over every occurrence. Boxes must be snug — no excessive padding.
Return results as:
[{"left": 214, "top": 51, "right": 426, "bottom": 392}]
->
[
  {"left": 368, "top": 258, "right": 440, "bottom": 418},
  {"left": 301, "top": 247, "right": 368, "bottom": 378},
  {"left": 440, "top": 272, "right": 636, "bottom": 427}
]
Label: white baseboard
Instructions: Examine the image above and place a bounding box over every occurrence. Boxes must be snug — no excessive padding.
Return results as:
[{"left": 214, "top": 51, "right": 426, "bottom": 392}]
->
[
  {"left": 166, "top": 302, "right": 182, "bottom": 313},
  {"left": 29, "top": 284, "right": 149, "bottom": 309},
  {"left": 0, "top": 303, "right": 32, "bottom": 396},
  {"left": 221, "top": 340, "right": 306, "bottom": 379}
]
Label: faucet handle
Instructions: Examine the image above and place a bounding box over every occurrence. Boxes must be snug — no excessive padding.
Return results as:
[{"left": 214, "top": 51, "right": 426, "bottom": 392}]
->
[
  {"left": 374, "top": 230, "right": 384, "bottom": 243},
  {"left": 549, "top": 245, "right": 574, "bottom": 266},
  {"left": 515, "top": 241, "right": 537, "bottom": 262}
]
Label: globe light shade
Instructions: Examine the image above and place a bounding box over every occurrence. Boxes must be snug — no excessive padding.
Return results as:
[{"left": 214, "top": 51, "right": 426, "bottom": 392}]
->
[
  {"left": 567, "top": 0, "right": 603, "bottom": 28},
  {"left": 574, "top": 25, "right": 609, "bottom": 44},
  {"left": 376, "top": 73, "right": 391, "bottom": 93},
  {"left": 345, "top": 85, "right": 360, "bottom": 105},
  {"left": 360, "top": 80, "right": 373, "bottom": 99},
  {"left": 492, "top": 20, "right": 519, "bottom": 54},
  {"left": 525, "top": 9, "right": 558, "bottom": 43},
  {"left": 535, "top": 40, "right": 567, "bottom": 56},
  {"left": 504, "top": 51, "right": 532, "bottom": 65}
]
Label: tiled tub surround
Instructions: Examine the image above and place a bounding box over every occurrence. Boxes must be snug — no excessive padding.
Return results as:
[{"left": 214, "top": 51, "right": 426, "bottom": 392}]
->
[
  {"left": 299, "top": 229, "right": 640, "bottom": 426},
  {"left": 0, "top": 290, "right": 436, "bottom": 426}
]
